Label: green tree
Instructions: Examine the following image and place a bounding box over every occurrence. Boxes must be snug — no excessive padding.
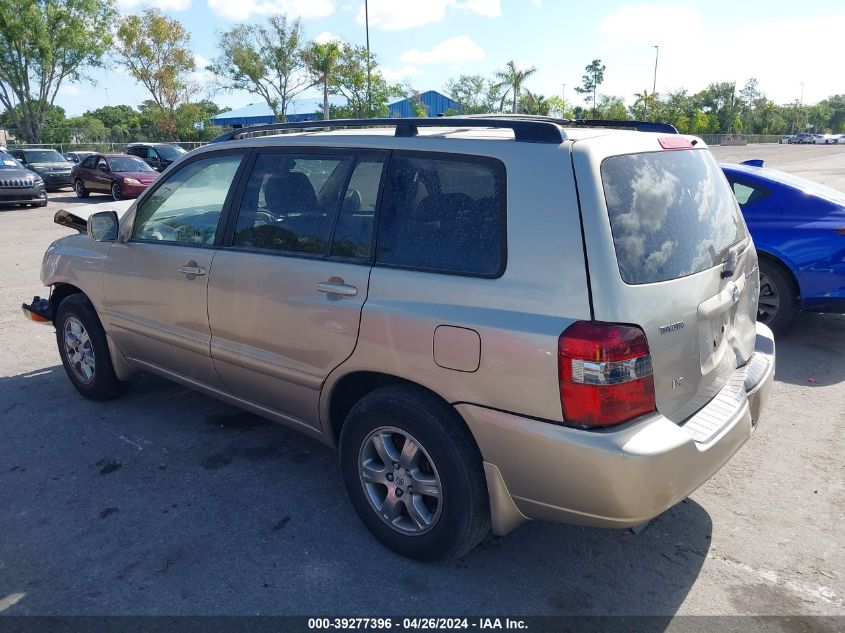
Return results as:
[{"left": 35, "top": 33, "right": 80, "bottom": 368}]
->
[
  {"left": 594, "top": 95, "right": 628, "bottom": 120},
  {"left": 575, "top": 59, "right": 606, "bottom": 117},
  {"left": 210, "top": 16, "right": 310, "bottom": 122},
  {"left": 331, "top": 44, "right": 402, "bottom": 118},
  {"left": 173, "top": 100, "right": 229, "bottom": 141},
  {"left": 519, "top": 91, "right": 550, "bottom": 115},
  {"left": 0, "top": 0, "right": 116, "bottom": 143},
  {"left": 444, "top": 74, "right": 499, "bottom": 114},
  {"left": 303, "top": 41, "right": 341, "bottom": 121},
  {"left": 493, "top": 60, "right": 537, "bottom": 114},
  {"left": 114, "top": 8, "right": 195, "bottom": 138}
]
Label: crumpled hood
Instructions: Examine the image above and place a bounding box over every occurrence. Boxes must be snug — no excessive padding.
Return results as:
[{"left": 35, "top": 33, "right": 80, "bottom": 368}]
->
[{"left": 54, "top": 199, "right": 134, "bottom": 232}]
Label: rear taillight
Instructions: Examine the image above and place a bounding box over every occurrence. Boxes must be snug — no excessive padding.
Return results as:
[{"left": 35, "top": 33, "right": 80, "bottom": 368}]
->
[{"left": 558, "top": 321, "right": 656, "bottom": 427}]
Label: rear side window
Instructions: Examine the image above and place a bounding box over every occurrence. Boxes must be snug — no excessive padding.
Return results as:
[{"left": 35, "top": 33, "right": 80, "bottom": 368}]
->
[
  {"left": 377, "top": 154, "right": 505, "bottom": 277},
  {"left": 601, "top": 149, "right": 747, "bottom": 285}
]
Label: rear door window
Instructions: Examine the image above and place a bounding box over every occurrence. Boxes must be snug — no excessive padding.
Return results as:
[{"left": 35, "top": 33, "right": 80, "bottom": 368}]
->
[
  {"left": 376, "top": 153, "right": 505, "bottom": 277},
  {"left": 601, "top": 149, "right": 748, "bottom": 285},
  {"left": 231, "top": 153, "right": 354, "bottom": 255}
]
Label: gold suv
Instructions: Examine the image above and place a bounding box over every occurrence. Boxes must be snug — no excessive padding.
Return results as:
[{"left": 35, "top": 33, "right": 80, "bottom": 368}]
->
[{"left": 24, "top": 117, "right": 775, "bottom": 561}]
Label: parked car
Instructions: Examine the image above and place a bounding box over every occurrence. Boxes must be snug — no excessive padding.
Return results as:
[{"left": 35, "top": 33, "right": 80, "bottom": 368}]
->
[
  {"left": 24, "top": 117, "right": 775, "bottom": 561},
  {"left": 0, "top": 152, "right": 47, "bottom": 208},
  {"left": 125, "top": 142, "right": 187, "bottom": 172},
  {"left": 789, "top": 133, "right": 814, "bottom": 144},
  {"left": 778, "top": 135, "right": 795, "bottom": 144},
  {"left": 72, "top": 153, "right": 159, "bottom": 201},
  {"left": 722, "top": 159, "right": 845, "bottom": 332},
  {"left": 63, "top": 151, "right": 96, "bottom": 164},
  {"left": 812, "top": 134, "right": 837, "bottom": 145},
  {"left": 9, "top": 148, "right": 74, "bottom": 191}
]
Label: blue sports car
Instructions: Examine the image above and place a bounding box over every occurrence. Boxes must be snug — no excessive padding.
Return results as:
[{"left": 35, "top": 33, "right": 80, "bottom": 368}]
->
[{"left": 721, "top": 159, "right": 845, "bottom": 332}]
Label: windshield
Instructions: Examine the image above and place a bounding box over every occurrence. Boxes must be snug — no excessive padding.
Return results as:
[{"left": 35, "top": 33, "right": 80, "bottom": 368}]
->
[
  {"left": 157, "top": 145, "right": 187, "bottom": 160},
  {"left": 24, "top": 150, "right": 67, "bottom": 163},
  {"left": 0, "top": 155, "right": 23, "bottom": 169},
  {"left": 109, "top": 156, "right": 155, "bottom": 172},
  {"left": 602, "top": 149, "right": 748, "bottom": 285}
]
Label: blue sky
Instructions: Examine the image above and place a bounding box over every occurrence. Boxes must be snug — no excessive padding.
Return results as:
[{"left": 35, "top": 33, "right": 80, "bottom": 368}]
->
[{"left": 56, "top": 0, "right": 845, "bottom": 117}]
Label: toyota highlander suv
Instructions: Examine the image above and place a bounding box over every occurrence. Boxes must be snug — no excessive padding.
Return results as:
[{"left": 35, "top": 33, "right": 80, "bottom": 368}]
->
[{"left": 23, "top": 116, "right": 775, "bottom": 561}]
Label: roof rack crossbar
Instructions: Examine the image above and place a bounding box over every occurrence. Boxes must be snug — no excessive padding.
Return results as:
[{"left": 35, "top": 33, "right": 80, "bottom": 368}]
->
[{"left": 209, "top": 117, "right": 565, "bottom": 144}]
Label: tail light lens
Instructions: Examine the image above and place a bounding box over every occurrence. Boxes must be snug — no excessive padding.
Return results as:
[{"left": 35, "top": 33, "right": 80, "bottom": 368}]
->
[{"left": 558, "top": 321, "right": 656, "bottom": 427}]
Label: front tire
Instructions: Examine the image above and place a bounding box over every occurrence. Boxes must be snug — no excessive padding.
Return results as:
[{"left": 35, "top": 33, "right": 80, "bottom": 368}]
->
[
  {"left": 758, "top": 259, "right": 798, "bottom": 334},
  {"left": 339, "top": 385, "right": 490, "bottom": 561},
  {"left": 74, "top": 179, "right": 89, "bottom": 198},
  {"left": 55, "top": 294, "right": 128, "bottom": 400},
  {"left": 111, "top": 183, "right": 122, "bottom": 201}
]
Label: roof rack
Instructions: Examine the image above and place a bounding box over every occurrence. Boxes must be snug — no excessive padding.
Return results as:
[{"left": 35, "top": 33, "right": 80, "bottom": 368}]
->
[
  {"left": 462, "top": 113, "right": 678, "bottom": 134},
  {"left": 209, "top": 117, "right": 566, "bottom": 145}
]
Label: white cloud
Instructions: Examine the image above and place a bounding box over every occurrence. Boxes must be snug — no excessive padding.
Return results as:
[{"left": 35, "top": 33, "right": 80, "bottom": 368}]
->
[
  {"left": 357, "top": 0, "right": 500, "bottom": 31},
  {"left": 401, "top": 35, "right": 485, "bottom": 65},
  {"left": 208, "top": 0, "right": 335, "bottom": 21},
  {"left": 189, "top": 54, "right": 215, "bottom": 87},
  {"left": 315, "top": 31, "right": 343, "bottom": 44},
  {"left": 597, "top": 5, "right": 845, "bottom": 106},
  {"left": 117, "top": 0, "right": 191, "bottom": 11},
  {"left": 381, "top": 65, "right": 424, "bottom": 82},
  {"left": 460, "top": 0, "right": 500, "bottom": 17}
]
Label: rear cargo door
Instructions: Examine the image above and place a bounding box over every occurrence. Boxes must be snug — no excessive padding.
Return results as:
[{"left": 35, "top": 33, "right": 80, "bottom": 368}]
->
[{"left": 572, "top": 138, "right": 759, "bottom": 423}]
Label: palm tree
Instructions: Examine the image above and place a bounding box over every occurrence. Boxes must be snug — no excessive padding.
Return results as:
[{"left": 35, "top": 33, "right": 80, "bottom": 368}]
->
[
  {"left": 304, "top": 41, "right": 341, "bottom": 120},
  {"left": 494, "top": 60, "right": 537, "bottom": 114}
]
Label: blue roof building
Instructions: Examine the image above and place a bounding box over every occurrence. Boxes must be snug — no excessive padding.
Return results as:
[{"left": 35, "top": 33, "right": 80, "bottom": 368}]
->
[
  {"left": 387, "top": 91, "right": 462, "bottom": 118},
  {"left": 210, "top": 97, "right": 345, "bottom": 127}
]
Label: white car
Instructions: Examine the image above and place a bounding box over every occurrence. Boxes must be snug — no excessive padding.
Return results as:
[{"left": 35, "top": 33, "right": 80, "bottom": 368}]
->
[
  {"left": 836, "top": 134, "right": 845, "bottom": 144},
  {"left": 778, "top": 135, "right": 795, "bottom": 144},
  {"left": 812, "top": 134, "right": 836, "bottom": 144}
]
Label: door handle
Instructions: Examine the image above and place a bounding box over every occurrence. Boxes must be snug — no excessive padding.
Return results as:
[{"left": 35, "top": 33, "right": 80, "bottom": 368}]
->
[
  {"left": 179, "top": 263, "right": 206, "bottom": 276},
  {"left": 316, "top": 281, "right": 358, "bottom": 297}
]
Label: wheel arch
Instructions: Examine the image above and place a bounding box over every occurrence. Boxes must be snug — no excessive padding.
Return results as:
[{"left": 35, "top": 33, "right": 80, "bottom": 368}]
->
[
  {"left": 325, "top": 371, "right": 472, "bottom": 447},
  {"left": 49, "top": 282, "right": 85, "bottom": 320},
  {"left": 757, "top": 250, "right": 800, "bottom": 299}
]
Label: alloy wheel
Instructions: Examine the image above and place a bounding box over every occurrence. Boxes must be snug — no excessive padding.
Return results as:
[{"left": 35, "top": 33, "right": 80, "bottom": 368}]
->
[
  {"left": 111, "top": 184, "right": 122, "bottom": 201},
  {"left": 757, "top": 272, "right": 780, "bottom": 324},
  {"left": 358, "top": 426, "right": 443, "bottom": 536},
  {"left": 75, "top": 181, "right": 85, "bottom": 197},
  {"left": 63, "top": 316, "right": 95, "bottom": 384}
]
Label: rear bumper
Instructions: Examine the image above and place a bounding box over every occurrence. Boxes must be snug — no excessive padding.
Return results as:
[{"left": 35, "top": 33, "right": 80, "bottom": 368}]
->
[{"left": 460, "top": 321, "right": 776, "bottom": 535}]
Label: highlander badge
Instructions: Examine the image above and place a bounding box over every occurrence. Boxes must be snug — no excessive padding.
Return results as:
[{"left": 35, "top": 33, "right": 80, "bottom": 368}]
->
[{"left": 659, "top": 321, "right": 685, "bottom": 335}]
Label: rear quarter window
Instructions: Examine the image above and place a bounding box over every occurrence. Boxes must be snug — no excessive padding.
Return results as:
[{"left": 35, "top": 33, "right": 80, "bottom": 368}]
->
[
  {"left": 601, "top": 149, "right": 748, "bottom": 285},
  {"left": 377, "top": 153, "right": 506, "bottom": 277}
]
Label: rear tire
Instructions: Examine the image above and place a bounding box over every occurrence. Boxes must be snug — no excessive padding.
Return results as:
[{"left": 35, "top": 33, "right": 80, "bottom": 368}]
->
[
  {"left": 55, "top": 294, "right": 128, "bottom": 400},
  {"left": 74, "top": 180, "right": 89, "bottom": 198},
  {"left": 339, "top": 385, "right": 490, "bottom": 561},
  {"left": 758, "top": 259, "right": 798, "bottom": 334}
]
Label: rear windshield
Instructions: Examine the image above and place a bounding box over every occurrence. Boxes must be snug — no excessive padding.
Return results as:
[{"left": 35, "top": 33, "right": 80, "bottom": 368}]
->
[{"left": 601, "top": 149, "right": 747, "bottom": 285}]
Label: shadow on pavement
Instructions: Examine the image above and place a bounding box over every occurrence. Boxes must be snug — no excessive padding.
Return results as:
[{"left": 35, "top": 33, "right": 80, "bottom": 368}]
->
[
  {"left": 772, "top": 312, "right": 845, "bottom": 387},
  {"left": 0, "top": 366, "right": 711, "bottom": 617}
]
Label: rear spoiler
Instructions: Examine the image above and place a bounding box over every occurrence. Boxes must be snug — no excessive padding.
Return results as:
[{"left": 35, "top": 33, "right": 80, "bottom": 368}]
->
[{"left": 740, "top": 159, "right": 765, "bottom": 167}]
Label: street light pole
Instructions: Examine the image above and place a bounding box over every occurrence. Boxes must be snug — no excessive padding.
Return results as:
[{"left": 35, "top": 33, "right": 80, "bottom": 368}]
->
[
  {"left": 652, "top": 45, "right": 659, "bottom": 95},
  {"left": 365, "top": 0, "right": 371, "bottom": 117},
  {"left": 561, "top": 83, "right": 566, "bottom": 115}
]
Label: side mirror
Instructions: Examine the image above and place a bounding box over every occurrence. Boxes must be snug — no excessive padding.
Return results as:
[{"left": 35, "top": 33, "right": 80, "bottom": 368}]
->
[{"left": 88, "top": 210, "right": 119, "bottom": 242}]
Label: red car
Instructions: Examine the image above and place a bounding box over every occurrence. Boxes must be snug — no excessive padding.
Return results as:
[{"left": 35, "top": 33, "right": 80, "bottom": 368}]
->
[{"left": 72, "top": 153, "right": 158, "bottom": 201}]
